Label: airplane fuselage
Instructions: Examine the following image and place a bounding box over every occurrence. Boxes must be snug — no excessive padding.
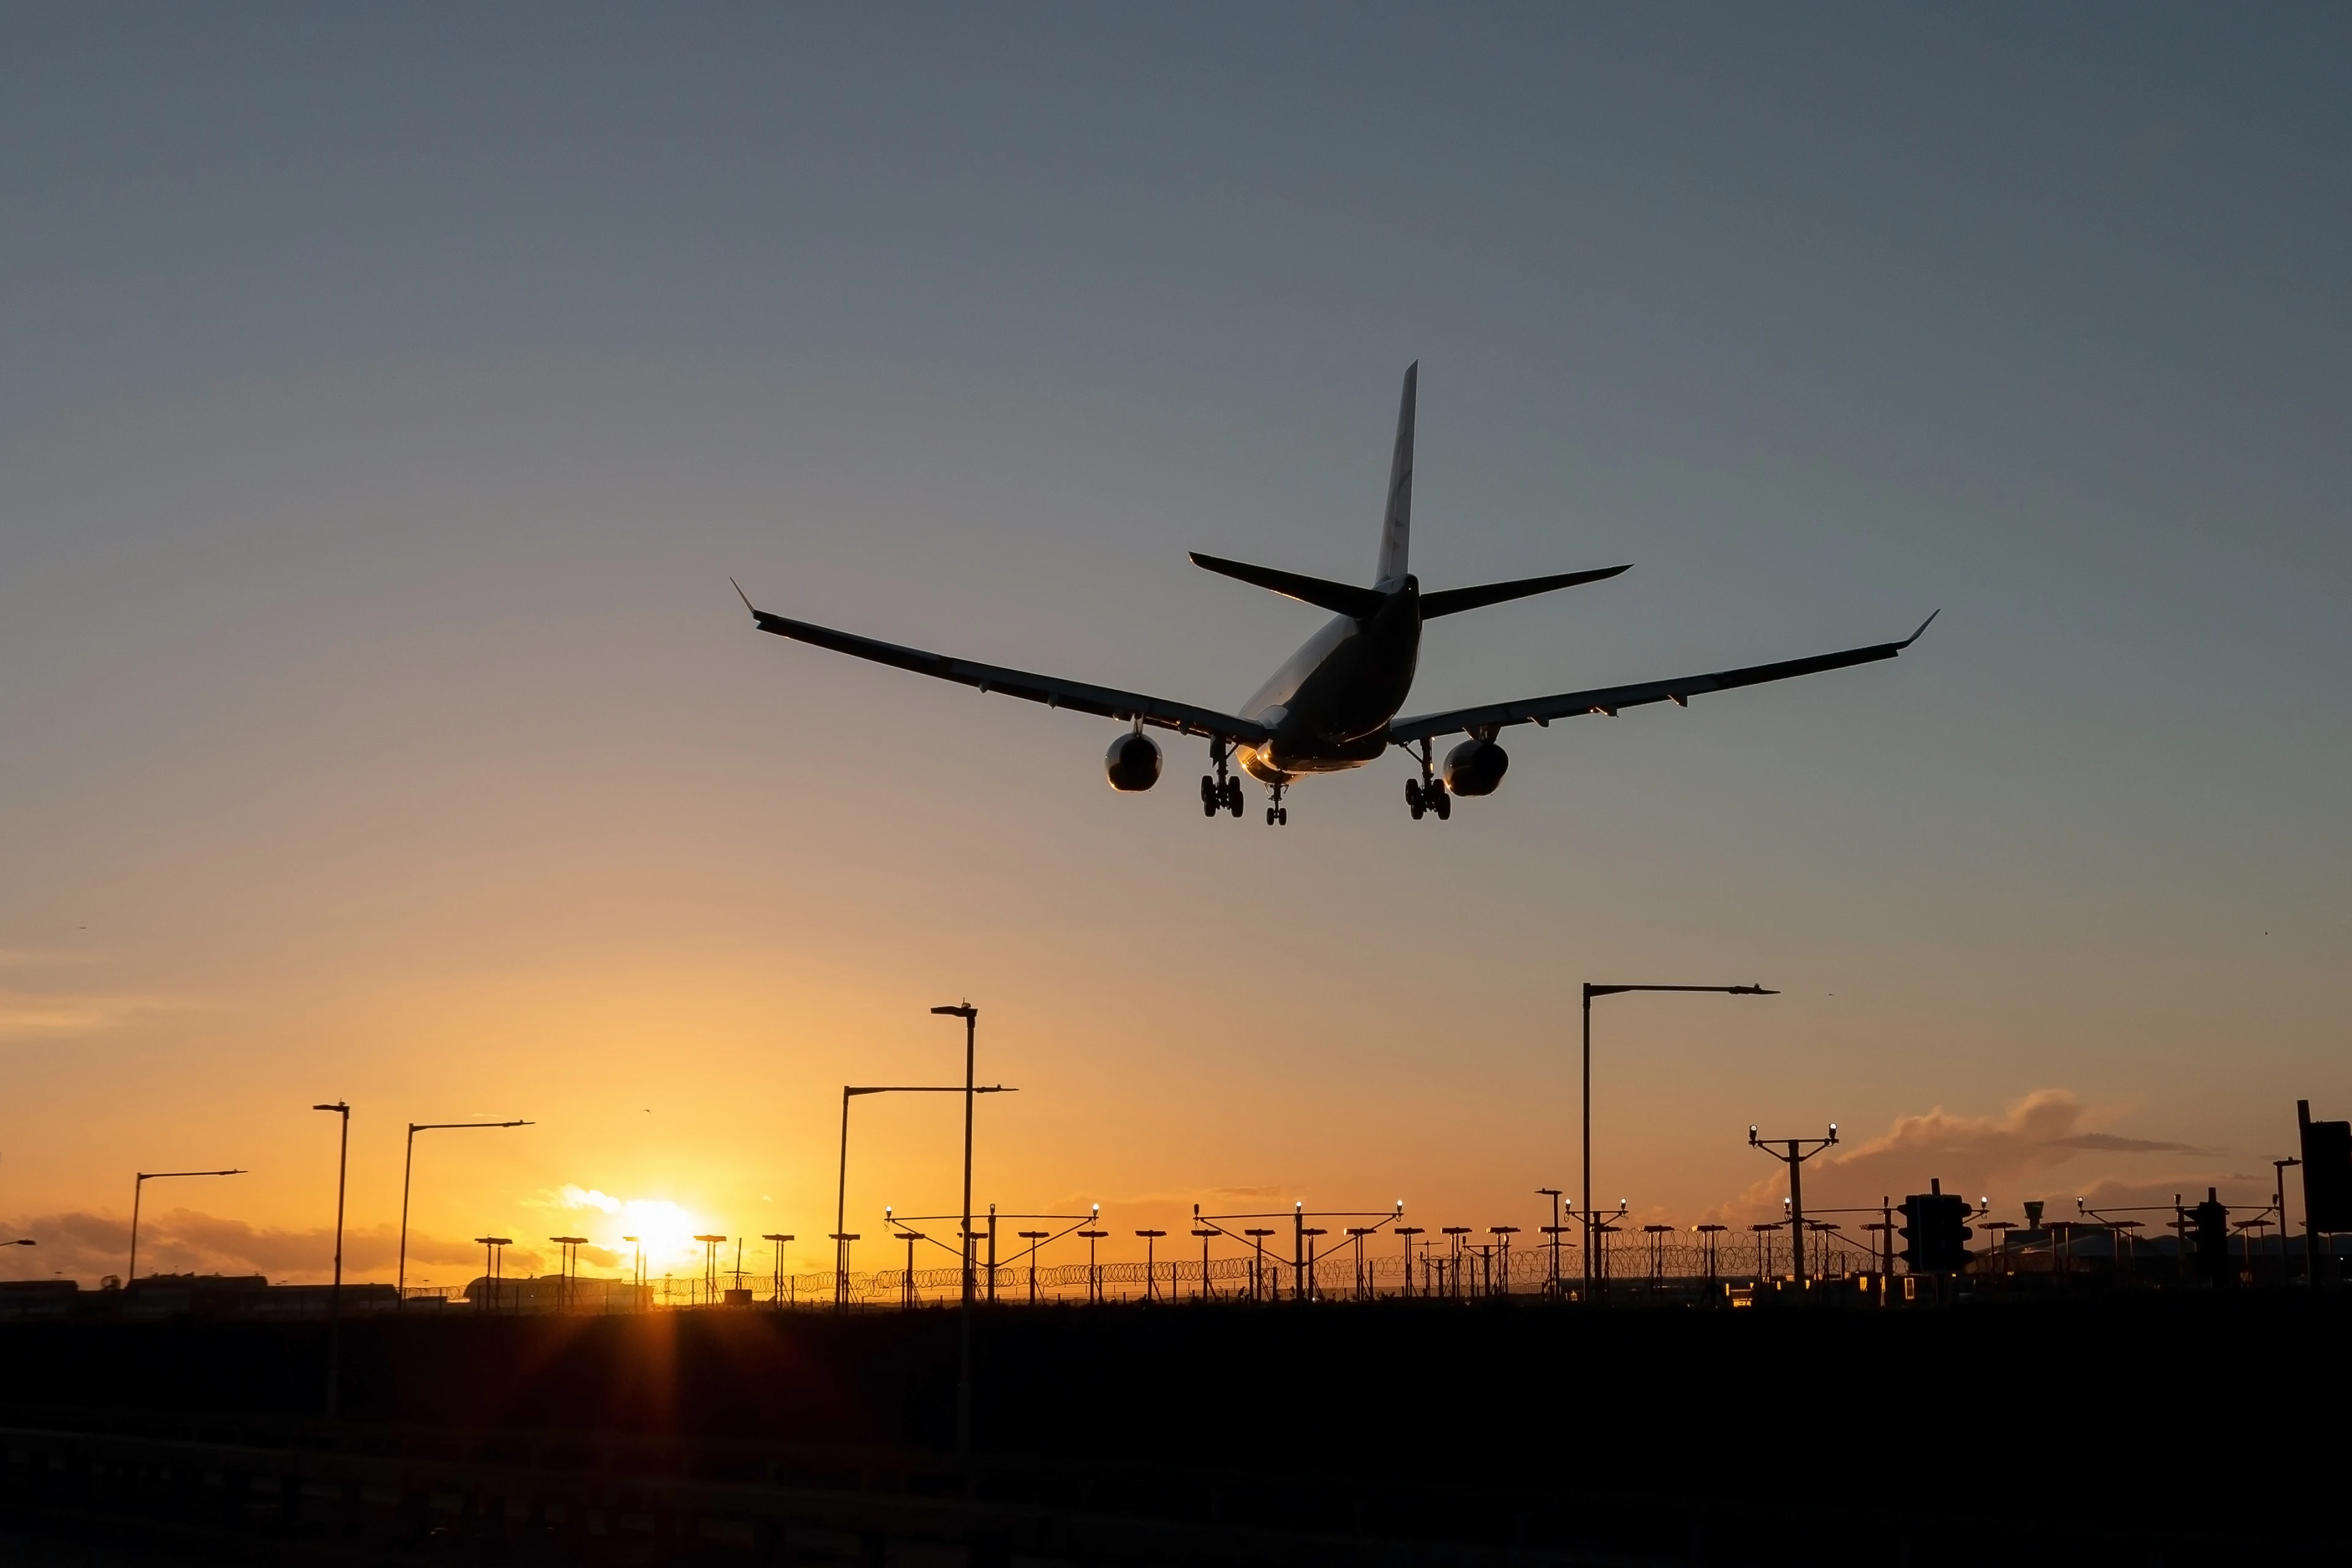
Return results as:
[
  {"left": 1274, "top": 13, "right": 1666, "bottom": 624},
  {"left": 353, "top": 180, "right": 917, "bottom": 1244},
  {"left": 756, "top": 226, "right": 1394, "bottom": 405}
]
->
[{"left": 1235, "top": 578, "right": 1421, "bottom": 783}]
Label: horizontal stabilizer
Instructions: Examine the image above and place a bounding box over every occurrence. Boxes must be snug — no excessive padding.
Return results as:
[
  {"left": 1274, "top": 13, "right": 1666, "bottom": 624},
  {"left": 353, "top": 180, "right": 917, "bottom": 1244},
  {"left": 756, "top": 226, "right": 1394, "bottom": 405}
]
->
[
  {"left": 1419, "top": 564, "right": 1632, "bottom": 619},
  {"left": 1189, "top": 552, "right": 1387, "bottom": 620}
]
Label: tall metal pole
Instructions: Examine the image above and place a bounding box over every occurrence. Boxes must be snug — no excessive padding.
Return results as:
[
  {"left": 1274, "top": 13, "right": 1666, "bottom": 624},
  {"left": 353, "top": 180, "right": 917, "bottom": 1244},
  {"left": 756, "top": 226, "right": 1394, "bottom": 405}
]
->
[
  {"left": 2298, "top": 1101, "right": 2321, "bottom": 1286},
  {"left": 398, "top": 1126, "right": 416, "bottom": 1300},
  {"left": 834, "top": 1088, "right": 853, "bottom": 1307},
  {"left": 399, "top": 1120, "right": 529, "bottom": 1306},
  {"left": 1580, "top": 982, "right": 1777, "bottom": 1300},
  {"left": 2274, "top": 1158, "right": 2299, "bottom": 1286},
  {"left": 129, "top": 1168, "right": 245, "bottom": 1282},
  {"left": 960, "top": 1006, "right": 975, "bottom": 1457},
  {"left": 1787, "top": 1140, "right": 1805, "bottom": 1283},
  {"left": 1581, "top": 989, "right": 1593, "bottom": 1298},
  {"left": 313, "top": 1102, "right": 350, "bottom": 1419},
  {"left": 931, "top": 1002, "right": 981, "bottom": 1461}
]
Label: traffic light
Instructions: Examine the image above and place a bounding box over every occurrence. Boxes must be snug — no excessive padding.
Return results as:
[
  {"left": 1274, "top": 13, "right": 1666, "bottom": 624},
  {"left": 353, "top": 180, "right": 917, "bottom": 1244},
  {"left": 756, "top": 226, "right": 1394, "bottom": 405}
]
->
[
  {"left": 1898, "top": 1195, "right": 1930, "bottom": 1272},
  {"left": 2301, "top": 1108, "right": 2352, "bottom": 1232},
  {"left": 2191, "top": 1188, "right": 2231, "bottom": 1286},
  {"left": 1898, "top": 1182, "right": 1974, "bottom": 1273}
]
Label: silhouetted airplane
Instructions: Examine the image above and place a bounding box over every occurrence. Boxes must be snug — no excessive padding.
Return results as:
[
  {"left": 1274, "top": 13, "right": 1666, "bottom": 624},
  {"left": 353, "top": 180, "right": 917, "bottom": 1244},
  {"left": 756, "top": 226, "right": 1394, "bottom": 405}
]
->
[{"left": 736, "top": 364, "right": 1934, "bottom": 826}]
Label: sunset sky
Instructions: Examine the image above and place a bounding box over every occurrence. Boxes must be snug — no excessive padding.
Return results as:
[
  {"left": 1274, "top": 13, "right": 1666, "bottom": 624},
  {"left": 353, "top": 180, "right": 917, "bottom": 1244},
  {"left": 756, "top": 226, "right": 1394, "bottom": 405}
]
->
[{"left": 3, "top": 7, "right": 2346, "bottom": 1287}]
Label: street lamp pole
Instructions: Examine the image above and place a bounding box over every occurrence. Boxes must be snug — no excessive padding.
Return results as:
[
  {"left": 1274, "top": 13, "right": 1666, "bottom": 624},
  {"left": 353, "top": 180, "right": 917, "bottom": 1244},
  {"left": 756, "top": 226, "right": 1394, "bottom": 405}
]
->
[
  {"left": 834, "top": 1081, "right": 1012, "bottom": 1310},
  {"left": 1580, "top": 983, "right": 1774, "bottom": 1298},
  {"left": 311, "top": 1102, "right": 350, "bottom": 1419},
  {"left": 128, "top": 1168, "right": 246, "bottom": 1281},
  {"left": 930, "top": 1001, "right": 981, "bottom": 1461},
  {"left": 398, "top": 1120, "right": 531, "bottom": 1305},
  {"left": 2274, "top": 1157, "right": 2301, "bottom": 1286}
]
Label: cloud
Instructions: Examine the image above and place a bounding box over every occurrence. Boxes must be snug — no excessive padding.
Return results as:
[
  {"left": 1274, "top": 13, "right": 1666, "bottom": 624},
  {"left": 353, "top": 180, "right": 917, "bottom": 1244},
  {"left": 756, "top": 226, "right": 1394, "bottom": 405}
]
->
[
  {"left": 0, "top": 988, "right": 195, "bottom": 1042},
  {"left": 2044, "top": 1133, "right": 2210, "bottom": 1155},
  {"left": 1732, "top": 1090, "right": 2221, "bottom": 1217},
  {"left": 0, "top": 1207, "right": 518, "bottom": 1286}
]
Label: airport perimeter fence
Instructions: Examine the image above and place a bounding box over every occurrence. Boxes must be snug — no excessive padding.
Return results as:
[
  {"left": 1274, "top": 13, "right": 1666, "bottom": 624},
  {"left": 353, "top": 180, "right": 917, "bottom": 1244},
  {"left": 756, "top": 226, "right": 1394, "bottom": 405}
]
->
[{"left": 619, "top": 1232, "right": 1888, "bottom": 1310}]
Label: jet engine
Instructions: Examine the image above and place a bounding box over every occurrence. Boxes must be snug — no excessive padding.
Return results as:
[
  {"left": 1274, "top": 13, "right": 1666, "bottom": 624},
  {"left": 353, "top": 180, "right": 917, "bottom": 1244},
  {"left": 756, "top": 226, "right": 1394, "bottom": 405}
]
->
[
  {"left": 1442, "top": 737, "right": 1509, "bottom": 796},
  {"left": 1104, "top": 731, "right": 1163, "bottom": 791}
]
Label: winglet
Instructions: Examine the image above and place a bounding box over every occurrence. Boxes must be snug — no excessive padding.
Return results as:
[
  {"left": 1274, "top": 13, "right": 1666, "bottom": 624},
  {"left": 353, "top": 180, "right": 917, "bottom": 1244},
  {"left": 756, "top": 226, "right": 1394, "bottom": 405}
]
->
[
  {"left": 729, "top": 576, "right": 758, "bottom": 618},
  {"left": 1897, "top": 609, "right": 1941, "bottom": 649}
]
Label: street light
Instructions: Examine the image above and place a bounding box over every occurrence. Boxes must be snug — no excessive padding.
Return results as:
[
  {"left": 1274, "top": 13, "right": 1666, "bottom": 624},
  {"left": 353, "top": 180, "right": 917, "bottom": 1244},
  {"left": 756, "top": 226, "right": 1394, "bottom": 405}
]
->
[
  {"left": 2274, "top": 1158, "right": 2302, "bottom": 1285},
  {"left": 927, "top": 1001, "right": 987, "bottom": 1461},
  {"left": 398, "top": 1120, "right": 531, "bottom": 1303},
  {"left": 473, "top": 1237, "right": 512, "bottom": 1313},
  {"left": 621, "top": 1235, "right": 643, "bottom": 1306},
  {"left": 1079, "top": 1204, "right": 1107, "bottom": 1302},
  {"left": 1135, "top": 1229, "right": 1167, "bottom": 1300},
  {"left": 832, "top": 1080, "right": 1014, "bottom": 1309},
  {"left": 693, "top": 1235, "right": 726, "bottom": 1304},
  {"left": 1580, "top": 982, "right": 1775, "bottom": 1297},
  {"left": 549, "top": 1236, "right": 588, "bottom": 1310},
  {"left": 128, "top": 1168, "right": 246, "bottom": 1281},
  {"left": 311, "top": 1101, "right": 350, "bottom": 1419},
  {"left": 762, "top": 1234, "right": 794, "bottom": 1305}
]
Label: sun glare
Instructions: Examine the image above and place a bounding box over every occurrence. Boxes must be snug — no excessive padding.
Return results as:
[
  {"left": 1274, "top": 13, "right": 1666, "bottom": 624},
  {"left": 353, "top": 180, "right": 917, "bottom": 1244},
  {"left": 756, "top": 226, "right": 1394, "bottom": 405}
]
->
[{"left": 559, "top": 1186, "right": 707, "bottom": 1272}]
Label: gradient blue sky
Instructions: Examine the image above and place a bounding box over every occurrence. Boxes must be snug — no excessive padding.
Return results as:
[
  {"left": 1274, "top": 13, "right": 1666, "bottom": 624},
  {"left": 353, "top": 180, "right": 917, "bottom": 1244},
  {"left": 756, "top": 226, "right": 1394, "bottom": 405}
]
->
[{"left": 2, "top": 6, "right": 2346, "bottom": 1283}]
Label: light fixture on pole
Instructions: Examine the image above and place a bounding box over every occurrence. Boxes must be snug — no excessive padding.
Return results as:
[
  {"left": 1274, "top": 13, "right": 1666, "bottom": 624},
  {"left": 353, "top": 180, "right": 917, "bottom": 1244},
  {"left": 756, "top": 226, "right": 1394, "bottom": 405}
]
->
[
  {"left": 1579, "top": 983, "right": 1775, "bottom": 1297},
  {"left": 128, "top": 1168, "right": 246, "bottom": 1281},
  {"left": 693, "top": 1235, "right": 726, "bottom": 1304},
  {"left": 762, "top": 1234, "right": 793, "bottom": 1305},
  {"left": 1134, "top": 1229, "right": 1167, "bottom": 1300},
  {"left": 1394, "top": 1226, "right": 1423, "bottom": 1299},
  {"left": 1747, "top": 1122, "right": 1838, "bottom": 1284},
  {"left": 1079, "top": 1207, "right": 1107, "bottom": 1303},
  {"left": 473, "top": 1237, "right": 513, "bottom": 1312},
  {"left": 549, "top": 1236, "right": 588, "bottom": 1310},
  {"left": 398, "top": 1120, "right": 531, "bottom": 1305}
]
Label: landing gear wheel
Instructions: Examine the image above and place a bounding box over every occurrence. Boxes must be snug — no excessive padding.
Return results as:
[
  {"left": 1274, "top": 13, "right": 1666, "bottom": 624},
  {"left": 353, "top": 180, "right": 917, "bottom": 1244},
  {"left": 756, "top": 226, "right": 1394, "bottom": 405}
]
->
[
  {"left": 1405, "top": 779, "right": 1425, "bottom": 820},
  {"left": 1431, "top": 782, "right": 1451, "bottom": 821},
  {"left": 1277, "top": 807, "right": 1288, "bottom": 826},
  {"left": 1200, "top": 775, "right": 1219, "bottom": 818},
  {"left": 1222, "top": 777, "right": 1244, "bottom": 816},
  {"left": 1265, "top": 806, "right": 1277, "bottom": 825}
]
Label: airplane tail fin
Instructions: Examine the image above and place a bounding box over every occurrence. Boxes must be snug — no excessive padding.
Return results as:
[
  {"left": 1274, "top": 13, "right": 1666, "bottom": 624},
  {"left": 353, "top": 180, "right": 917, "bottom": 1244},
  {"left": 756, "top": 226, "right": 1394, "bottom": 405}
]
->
[{"left": 1374, "top": 362, "right": 1416, "bottom": 589}]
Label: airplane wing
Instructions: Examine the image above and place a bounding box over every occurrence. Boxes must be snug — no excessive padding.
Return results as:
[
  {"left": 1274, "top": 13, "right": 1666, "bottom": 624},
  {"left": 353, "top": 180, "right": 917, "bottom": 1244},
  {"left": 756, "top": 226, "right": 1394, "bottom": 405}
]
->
[
  {"left": 735, "top": 584, "right": 1273, "bottom": 745},
  {"left": 1387, "top": 612, "right": 1938, "bottom": 745}
]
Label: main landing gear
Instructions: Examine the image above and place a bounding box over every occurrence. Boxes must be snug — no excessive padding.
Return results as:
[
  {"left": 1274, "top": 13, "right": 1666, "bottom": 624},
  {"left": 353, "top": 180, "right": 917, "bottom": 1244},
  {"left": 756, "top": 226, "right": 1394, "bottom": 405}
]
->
[
  {"left": 1404, "top": 740, "right": 1450, "bottom": 821},
  {"left": 1199, "top": 772, "right": 1245, "bottom": 818},
  {"left": 1199, "top": 740, "right": 1245, "bottom": 819}
]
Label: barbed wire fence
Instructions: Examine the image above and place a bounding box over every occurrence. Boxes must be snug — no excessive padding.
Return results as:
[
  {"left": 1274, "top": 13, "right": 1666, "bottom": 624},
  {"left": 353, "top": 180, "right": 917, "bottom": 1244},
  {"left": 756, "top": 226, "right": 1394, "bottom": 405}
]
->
[{"left": 606, "top": 1230, "right": 1888, "bottom": 1310}]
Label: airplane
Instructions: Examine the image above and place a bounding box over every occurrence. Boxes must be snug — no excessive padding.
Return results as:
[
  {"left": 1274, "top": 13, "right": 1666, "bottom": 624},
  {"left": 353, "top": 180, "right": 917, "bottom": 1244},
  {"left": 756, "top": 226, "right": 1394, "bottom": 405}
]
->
[{"left": 734, "top": 364, "right": 1935, "bottom": 826}]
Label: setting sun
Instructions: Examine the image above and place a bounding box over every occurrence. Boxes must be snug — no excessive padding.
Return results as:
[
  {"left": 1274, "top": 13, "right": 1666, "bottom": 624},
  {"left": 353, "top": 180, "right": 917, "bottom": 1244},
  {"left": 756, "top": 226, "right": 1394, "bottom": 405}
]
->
[{"left": 558, "top": 1187, "right": 709, "bottom": 1275}]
